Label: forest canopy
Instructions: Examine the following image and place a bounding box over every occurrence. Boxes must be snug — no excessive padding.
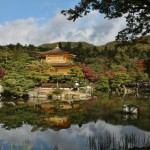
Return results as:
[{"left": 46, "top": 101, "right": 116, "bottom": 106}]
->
[{"left": 0, "top": 36, "right": 150, "bottom": 96}]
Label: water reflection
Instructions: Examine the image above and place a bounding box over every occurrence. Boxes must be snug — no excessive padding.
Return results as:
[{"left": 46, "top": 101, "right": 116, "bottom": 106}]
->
[
  {"left": 0, "top": 93, "right": 150, "bottom": 149},
  {"left": 0, "top": 120, "right": 150, "bottom": 150}
]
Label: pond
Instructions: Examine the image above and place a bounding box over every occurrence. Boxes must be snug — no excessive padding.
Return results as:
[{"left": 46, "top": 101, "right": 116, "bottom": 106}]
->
[{"left": 0, "top": 93, "right": 150, "bottom": 150}]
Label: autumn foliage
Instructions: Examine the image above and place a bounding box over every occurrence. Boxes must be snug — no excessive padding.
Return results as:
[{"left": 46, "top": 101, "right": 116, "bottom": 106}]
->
[
  {"left": 136, "top": 59, "right": 145, "bottom": 71},
  {"left": 81, "top": 64, "right": 99, "bottom": 82},
  {"left": 0, "top": 68, "right": 7, "bottom": 79}
]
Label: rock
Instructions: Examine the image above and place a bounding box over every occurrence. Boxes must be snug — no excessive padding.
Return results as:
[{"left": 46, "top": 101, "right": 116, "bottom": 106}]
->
[
  {"left": 38, "top": 93, "right": 48, "bottom": 98},
  {"left": 72, "top": 95, "right": 80, "bottom": 100},
  {"left": 28, "top": 91, "right": 38, "bottom": 98},
  {"left": 79, "top": 93, "right": 91, "bottom": 100},
  {"left": 122, "top": 104, "right": 139, "bottom": 114},
  {"left": 86, "top": 85, "right": 93, "bottom": 93},
  {"left": 28, "top": 91, "right": 47, "bottom": 98},
  {"left": 52, "top": 95, "right": 61, "bottom": 100}
]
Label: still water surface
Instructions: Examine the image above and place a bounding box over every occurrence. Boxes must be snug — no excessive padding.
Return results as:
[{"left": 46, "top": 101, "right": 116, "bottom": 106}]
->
[{"left": 0, "top": 93, "right": 150, "bottom": 150}]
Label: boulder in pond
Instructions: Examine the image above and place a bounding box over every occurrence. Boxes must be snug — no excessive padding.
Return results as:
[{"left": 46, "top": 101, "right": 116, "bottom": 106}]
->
[{"left": 122, "top": 104, "right": 139, "bottom": 114}]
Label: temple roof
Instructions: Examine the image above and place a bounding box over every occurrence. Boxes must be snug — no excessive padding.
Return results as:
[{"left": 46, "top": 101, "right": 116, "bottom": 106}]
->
[{"left": 37, "top": 45, "right": 75, "bottom": 57}]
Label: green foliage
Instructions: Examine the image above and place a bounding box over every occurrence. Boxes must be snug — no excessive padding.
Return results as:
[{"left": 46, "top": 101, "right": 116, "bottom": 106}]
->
[
  {"left": 111, "top": 72, "right": 132, "bottom": 88},
  {"left": 134, "top": 72, "right": 149, "bottom": 82},
  {"left": 1, "top": 72, "right": 35, "bottom": 96},
  {"left": 95, "top": 76, "right": 109, "bottom": 91},
  {"left": 26, "top": 60, "right": 51, "bottom": 83},
  {"left": 26, "top": 60, "right": 51, "bottom": 73},
  {"left": 0, "top": 60, "right": 51, "bottom": 96},
  {"left": 47, "top": 94, "right": 53, "bottom": 99},
  {"left": 0, "top": 44, "right": 52, "bottom": 96},
  {"left": 70, "top": 69, "right": 85, "bottom": 82},
  {"left": 1, "top": 37, "right": 150, "bottom": 95},
  {"left": 52, "top": 88, "right": 63, "bottom": 95}
]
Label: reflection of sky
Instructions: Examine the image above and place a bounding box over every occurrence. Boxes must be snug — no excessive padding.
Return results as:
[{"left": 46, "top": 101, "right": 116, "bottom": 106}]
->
[{"left": 0, "top": 120, "right": 150, "bottom": 150}]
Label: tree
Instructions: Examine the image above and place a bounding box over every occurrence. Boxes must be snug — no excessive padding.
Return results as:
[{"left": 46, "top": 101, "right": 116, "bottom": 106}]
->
[
  {"left": 61, "top": 0, "right": 150, "bottom": 41},
  {"left": 95, "top": 76, "right": 109, "bottom": 91},
  {"left": 136, "top": 59, "right": 145, "bottom": 71},
  {"left": 111, "top": 72, "right": 132, "bottom": 89},
  {"left": 1, "top": 60, "right": 52, "bottom": 96},
  {"left": 69, "top": 68, "right": 85, "bottom": 86},
  {"left": 26, "top": 60, "right": 52, "bottom": 84},
  {"left": 81, "top": 64, "right": 99, "bottom": 82},
  {"left": 134, "top": 72, "right": 149, "bottom": 82},
  {"left": 0, "top": 67, "right": 7, "bottom": 79},
  {"left": 1, "top": 72, "right": 35, "bottom": 96}
]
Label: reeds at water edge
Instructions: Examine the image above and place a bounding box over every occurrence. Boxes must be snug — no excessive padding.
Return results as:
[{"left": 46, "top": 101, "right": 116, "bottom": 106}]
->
[{"left": 87, "top": 132, "right": 150, "bottom": 150}]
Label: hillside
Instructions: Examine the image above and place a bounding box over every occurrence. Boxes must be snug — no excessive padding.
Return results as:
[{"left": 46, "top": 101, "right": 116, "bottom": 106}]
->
[
  {"left": 0, "top": 35, "right": 150, "bottom": 94},
  {"left": 39, "top": 35, "right": 150, "bottom": 52},
  {"left": 39, "top": 41, "right": 95, "bottom": 51},
  {"left": 97, "top": 35, "right": 150, "bottom": 50}
]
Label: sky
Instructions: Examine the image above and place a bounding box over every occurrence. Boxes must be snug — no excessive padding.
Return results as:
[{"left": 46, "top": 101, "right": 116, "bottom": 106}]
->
[{"left": 0, "top": 0, "right": 126, "bottom": 46}]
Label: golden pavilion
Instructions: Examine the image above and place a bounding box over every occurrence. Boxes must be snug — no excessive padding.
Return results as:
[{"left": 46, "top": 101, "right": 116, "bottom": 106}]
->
[{"left": 37, "top": 45, "right": 80, "bottom": 75}]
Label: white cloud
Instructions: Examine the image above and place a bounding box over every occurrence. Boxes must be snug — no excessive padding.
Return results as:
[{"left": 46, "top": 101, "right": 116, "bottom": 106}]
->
[
  {"left": 0, "top": 18, "right": 37, "bottom": 45},
  {"left": 0, "top": 12, "right": 126, "bottom": 46}
]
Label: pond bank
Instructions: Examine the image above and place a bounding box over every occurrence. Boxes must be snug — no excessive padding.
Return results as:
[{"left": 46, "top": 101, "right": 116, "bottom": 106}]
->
[{"left": 28, "top": 86, "right": 93, "bottom": 101}]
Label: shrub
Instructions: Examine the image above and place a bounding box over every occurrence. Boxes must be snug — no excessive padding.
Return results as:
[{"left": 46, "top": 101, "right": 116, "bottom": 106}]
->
[{"left": 52, "top": 88, "right": 63, "bottom": 95}]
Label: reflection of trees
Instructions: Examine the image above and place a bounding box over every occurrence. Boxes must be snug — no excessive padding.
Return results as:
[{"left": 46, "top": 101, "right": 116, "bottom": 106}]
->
[
  {"left": 0, "top": 105, "right": 44, "bottom": 130},
  {"left": 0, "top": 100, "right": 97, "bottom": 131},
  {"left": 0, "top": 94, "right": 150, "bottom": 133}
]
